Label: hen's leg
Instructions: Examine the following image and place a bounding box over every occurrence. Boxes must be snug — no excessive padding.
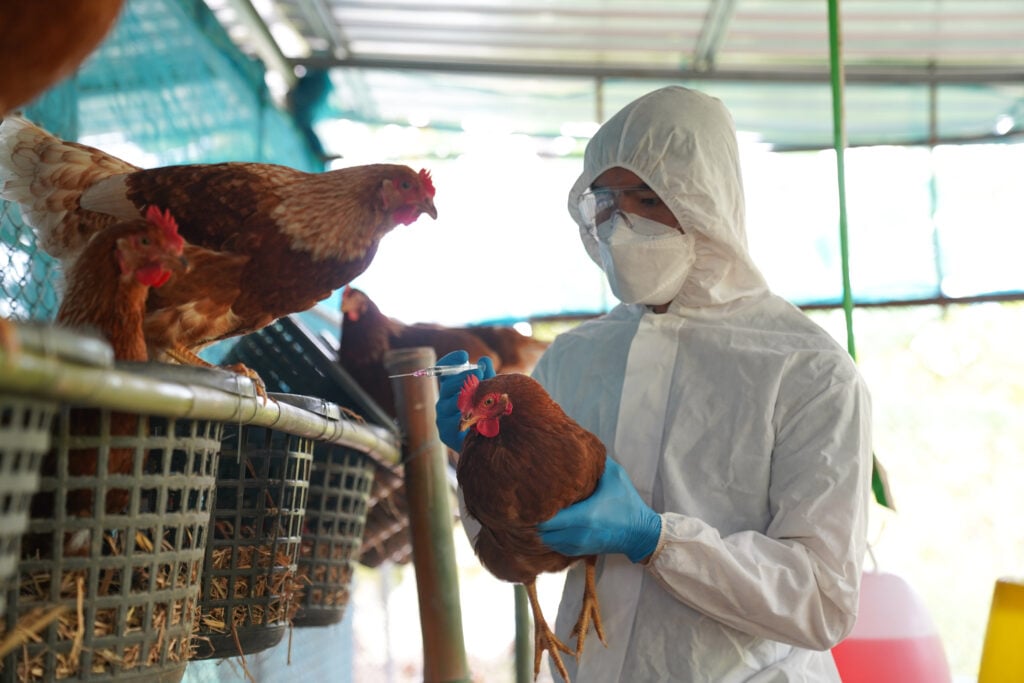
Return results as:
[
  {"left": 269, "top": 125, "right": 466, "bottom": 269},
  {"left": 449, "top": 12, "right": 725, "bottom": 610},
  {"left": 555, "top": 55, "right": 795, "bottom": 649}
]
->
[
  {"left": 164, "top": 345, "right": 267, "bottom": 399},
  {"left": 525, "top": 580, "right": 573, "bottom": 683},
  {"left": 572, "top": 555, "right": 607, "bottom": 658}
]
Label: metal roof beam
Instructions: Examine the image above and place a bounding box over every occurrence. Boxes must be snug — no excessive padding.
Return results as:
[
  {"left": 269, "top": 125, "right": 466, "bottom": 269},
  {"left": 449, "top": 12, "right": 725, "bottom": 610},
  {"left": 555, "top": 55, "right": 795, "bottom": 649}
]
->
[
  {"left": 226, "top": 0, "right": 298, "bottom": 88},
  {"left": 294, "top": 0, "right": 351, "bottom": 58},
  {"left": 288, "top": 55, "right": 1024, "bottom": 84},
  {"left": 693, "top": 0, "right": 739, "bottom": 71}
]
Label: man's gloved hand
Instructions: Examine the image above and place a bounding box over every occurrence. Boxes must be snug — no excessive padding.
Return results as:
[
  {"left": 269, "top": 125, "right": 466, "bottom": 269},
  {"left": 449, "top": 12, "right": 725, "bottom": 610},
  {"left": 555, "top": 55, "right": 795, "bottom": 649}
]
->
[
  {"left": 537, "top": 457, "right": 662, "bottom": 563},
  {"left": 434, "top": 350, "right": 496, "bottom": 451}
]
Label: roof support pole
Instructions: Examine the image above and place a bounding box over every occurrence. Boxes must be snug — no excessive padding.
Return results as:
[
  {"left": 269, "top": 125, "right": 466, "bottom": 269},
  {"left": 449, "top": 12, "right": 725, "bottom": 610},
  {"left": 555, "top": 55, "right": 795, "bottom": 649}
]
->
[
  {"left": 386, "top": 347, "right": 470, "bottom": 683},
  {"left": 827, "top": 0, "right": 855, "bottom": 359},
  {"left": 827, "top": 0, "right": 892, "bottom": 510},
  {"left": 514, "top": 584, "right": 532, "bottom": 682},
  {"left": 927, "top": 67, "right": 946, "bottom": 297}
]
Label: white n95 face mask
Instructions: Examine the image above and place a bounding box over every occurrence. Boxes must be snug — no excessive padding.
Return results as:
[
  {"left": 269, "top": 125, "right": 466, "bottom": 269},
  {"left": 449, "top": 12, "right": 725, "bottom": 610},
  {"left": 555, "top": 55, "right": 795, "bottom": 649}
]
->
[{"left": 596, "top": 213, "right": 697, "bottom": 305}]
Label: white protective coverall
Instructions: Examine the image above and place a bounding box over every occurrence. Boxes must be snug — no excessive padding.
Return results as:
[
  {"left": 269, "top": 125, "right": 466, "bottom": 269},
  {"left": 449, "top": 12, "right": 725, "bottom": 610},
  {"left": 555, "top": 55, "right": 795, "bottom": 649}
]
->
[{"left": 531, "top": 86, "right": 873, "bottom": 681}]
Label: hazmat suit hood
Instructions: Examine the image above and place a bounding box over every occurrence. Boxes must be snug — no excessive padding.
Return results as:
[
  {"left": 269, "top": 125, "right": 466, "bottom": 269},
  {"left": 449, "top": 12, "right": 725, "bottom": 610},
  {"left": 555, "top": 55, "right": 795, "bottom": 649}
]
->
[{"left": 569, "top": 86, "right": 769, "bottom": 314}]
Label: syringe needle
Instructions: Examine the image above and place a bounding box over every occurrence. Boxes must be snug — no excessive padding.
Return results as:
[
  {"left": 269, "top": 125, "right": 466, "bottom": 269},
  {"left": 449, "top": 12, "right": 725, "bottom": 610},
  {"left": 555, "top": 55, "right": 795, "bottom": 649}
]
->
[{"left": 388, "top": 361, "right": 481, "bottom": 379}]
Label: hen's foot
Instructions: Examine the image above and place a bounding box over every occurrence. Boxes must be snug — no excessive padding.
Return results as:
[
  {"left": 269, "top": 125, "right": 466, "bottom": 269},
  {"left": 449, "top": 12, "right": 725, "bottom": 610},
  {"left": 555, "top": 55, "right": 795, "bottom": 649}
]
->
[
  {"left": 339, "top": 405, "right": 365, "bottom": 423},
  {"left": 525, "top": 581, "right": 574, "bottom": 683},
  {"left": 220, "top": 362, "right": 268, "bottom": 400},
  {"left": 163, "top": 346, "right": 268, "bottom": 401},
  {"left": 534, "top": 616, "right": 574, "bottom": 683},
  {"left": 572, "top": 555, "right": 607, "bottom": 658}
]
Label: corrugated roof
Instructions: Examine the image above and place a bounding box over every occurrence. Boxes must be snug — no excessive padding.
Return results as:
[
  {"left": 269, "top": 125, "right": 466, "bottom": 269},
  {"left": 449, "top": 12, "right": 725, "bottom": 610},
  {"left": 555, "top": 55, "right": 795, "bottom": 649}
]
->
[{"left": 204, "top": 0, "right": 1023, "bottom": 150}]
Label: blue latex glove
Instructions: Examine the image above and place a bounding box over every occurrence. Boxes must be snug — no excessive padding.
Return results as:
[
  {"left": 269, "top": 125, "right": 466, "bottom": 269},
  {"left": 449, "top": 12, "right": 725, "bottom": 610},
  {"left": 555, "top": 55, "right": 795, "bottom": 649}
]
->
[
  {"left": 537, "top": 457, "right": 662, "bottom": 563},
  {"left": 434, "top": 350, "right": 496, "bottom": 451}
]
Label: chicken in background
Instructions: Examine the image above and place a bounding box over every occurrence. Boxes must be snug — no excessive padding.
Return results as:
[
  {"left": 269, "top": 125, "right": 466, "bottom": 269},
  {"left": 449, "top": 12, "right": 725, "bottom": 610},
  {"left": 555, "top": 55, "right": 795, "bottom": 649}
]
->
[
  {"left": 30, "top": 206, "right": 188, "bottom": 556},
  {"left": 0, "top": 0, "right": 125, "bottom": 116},
  {"left": 0, "top": 117, "right": 436, "bottom": 392},
  {"left": 456, "top": 373, "right": 607, "bottom": 682},
  {"left": 465, "top": 324, "right": 550, "bottom": 375},
  {"left": 338, "top": 286, "right": 549, "bottom": 417}
]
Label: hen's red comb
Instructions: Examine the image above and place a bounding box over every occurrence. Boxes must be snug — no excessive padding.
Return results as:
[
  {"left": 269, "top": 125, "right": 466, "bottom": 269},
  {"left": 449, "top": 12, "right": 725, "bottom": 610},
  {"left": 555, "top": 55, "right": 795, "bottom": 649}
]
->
[
  {"left": 457, "top": 374, "right": 480, "bottom": 414},
  {"left": 418, "top": 169, "right": 435, "bottom": 196},
  {"left": 144, "top": 205, "right": 185, "bottom": 251}
]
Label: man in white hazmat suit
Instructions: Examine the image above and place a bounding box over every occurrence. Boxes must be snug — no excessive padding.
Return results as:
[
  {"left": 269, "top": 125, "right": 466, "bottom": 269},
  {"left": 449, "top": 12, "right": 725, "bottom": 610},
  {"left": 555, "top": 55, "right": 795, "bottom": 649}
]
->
[{"left": 436, "top": 85, "right": 872, "bottom": 681}]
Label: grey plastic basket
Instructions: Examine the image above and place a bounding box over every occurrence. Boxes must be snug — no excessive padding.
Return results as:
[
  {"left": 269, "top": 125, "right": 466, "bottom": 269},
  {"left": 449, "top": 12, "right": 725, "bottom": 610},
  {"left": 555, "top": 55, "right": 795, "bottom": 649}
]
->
[
  {"left": 1, "top": 404, "right": 223, "bottom": 682},
  {"left": 0, "top": 322, "right": 113, "bottom": 624},
  {"left": 0, "top": 396, "right": 57, "bottom": 619},
  {"left": 193, "top": 393, "right": 313, "bottom": 659},
  {"left": 292, "top": 441, "right": 375, "bottom": 628}
]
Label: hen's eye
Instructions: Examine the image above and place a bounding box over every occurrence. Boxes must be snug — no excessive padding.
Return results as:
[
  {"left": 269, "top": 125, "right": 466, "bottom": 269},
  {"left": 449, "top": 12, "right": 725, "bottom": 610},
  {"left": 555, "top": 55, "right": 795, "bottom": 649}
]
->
[
  {"left": 483, "top": 397, "right": 494, "bottom": 407},
  {"left": 401, "top": 181, "right": 411, "bottom": 190},
  {"left": 139, "top": 237, "right": 151, "bottom": 245}
]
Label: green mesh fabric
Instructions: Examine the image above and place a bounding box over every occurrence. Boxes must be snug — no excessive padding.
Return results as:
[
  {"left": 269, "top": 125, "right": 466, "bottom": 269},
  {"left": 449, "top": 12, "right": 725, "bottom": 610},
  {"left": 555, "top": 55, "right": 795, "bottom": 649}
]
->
[{"left": 1, "top": 0, "right": 324, "bottom": 322}]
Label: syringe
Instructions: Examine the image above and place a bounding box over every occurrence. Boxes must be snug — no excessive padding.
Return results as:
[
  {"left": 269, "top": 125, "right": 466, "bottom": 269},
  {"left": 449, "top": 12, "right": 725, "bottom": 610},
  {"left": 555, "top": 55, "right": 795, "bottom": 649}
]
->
[{"left": 388, "top": 361, "right": 482, "bottom": 379}]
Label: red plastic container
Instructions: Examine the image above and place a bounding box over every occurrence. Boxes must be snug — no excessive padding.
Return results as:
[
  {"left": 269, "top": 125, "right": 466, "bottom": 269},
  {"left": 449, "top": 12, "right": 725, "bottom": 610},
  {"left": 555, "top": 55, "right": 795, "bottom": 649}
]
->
[{"left": 831, "top": 570, "right": 952, "bottom": 683}]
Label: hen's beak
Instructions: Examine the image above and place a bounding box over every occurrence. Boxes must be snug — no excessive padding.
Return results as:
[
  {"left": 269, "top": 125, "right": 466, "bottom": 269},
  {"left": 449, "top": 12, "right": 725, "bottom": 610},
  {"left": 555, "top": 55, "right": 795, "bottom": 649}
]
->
[
  {"left": 421, "top": 197, "right": 438, "bottom": 220},
  {"left": 156, "top": 253, "right": 190, "bottom": 276},
  {"left": 459, "top": 412, "right": 477, "bottom": 433}
]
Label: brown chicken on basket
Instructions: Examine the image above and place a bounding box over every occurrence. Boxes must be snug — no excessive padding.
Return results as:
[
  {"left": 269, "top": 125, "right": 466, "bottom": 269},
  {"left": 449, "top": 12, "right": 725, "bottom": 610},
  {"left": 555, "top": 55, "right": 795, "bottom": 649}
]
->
[
  {"left": 33, "top": 206, "right": 187, "bottom": 556},
  {"left": 0, "top": 117, "right": 437, "bottom": 395}
]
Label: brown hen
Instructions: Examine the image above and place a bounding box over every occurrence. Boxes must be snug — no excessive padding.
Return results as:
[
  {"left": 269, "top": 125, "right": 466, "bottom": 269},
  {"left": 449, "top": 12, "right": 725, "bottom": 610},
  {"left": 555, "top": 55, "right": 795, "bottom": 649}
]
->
[
  {"left": 51, "top": 206, "right": 187, "bottom": 555},
  {"left": 339, "top": 286, "right": 499, "bottom": 416},
  {"left": 0, "top": 117, "right": 437, "bottom": 389},
  {"left": 339, "top": 286, "right": 548, "bottom": 417},
  {"left": 456, "top": 373, "right": 607, "bottom": 682}
]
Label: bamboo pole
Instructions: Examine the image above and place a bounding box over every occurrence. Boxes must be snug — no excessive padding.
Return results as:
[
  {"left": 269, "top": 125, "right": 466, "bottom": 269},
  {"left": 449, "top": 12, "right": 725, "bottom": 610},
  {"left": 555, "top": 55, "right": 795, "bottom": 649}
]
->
[{"left": 385, "top": 347, "right": 470, "bottom": 683}]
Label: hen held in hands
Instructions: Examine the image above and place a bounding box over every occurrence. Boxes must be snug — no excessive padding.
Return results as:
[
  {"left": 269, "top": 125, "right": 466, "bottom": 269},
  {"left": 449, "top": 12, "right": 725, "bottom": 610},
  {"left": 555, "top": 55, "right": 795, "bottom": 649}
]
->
[
  {"left": 0, "top": 116, "right": 437, "bottom": 391},
  {"left": 455, "top": 372, "right": 607, "bottom": 682}
]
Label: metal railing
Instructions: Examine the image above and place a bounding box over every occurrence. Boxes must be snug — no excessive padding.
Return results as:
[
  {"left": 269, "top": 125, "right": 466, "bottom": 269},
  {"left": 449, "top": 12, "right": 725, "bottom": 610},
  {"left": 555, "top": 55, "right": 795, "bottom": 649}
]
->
[{"left": 0, "top": 321, "right": 401, "bottom": 466}]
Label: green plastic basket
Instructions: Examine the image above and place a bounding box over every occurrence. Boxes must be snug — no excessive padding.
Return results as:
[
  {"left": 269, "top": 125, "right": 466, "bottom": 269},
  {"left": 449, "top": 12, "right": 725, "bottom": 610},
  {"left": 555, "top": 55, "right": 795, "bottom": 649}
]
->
[
  {"left": 293, "top": 441, "right": 375, "bottom": 628},
  {"left": 0, "top": 396, "right": 57, "bottom": 619},
  {"left": 193, "top": 393, "right": 313, "bottom": 659},
  {"left": 2, "top": 404, "right": 223, "bottom": 682}
]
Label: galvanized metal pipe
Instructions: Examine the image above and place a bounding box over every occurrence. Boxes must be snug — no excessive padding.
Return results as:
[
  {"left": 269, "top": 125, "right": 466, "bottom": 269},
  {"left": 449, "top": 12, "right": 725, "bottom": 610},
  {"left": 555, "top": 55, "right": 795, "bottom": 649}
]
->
[{"left": 0, "top": 327, "right": 400, "bottom": 465}]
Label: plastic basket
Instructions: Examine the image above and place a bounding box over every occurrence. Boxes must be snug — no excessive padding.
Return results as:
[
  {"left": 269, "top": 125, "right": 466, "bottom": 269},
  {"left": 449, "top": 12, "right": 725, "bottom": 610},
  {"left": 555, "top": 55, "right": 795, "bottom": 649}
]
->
[
  {"left": 0, "top": 397, "right": 57, "bottom": 618},
  {"left": 0, "top": 321, "right": 113, "bottom": 623},
  {"left": 293, "top": 441, "right": 375, "bottom": 628},
  {"left": 1, "top": 403, "right": 223, "bottom": 682},
  {"left": 193, "top": 394, "right": 313, "bottom": 659},
  {"left": 223, "top": 315, "right": 399, "bottom": 437}
]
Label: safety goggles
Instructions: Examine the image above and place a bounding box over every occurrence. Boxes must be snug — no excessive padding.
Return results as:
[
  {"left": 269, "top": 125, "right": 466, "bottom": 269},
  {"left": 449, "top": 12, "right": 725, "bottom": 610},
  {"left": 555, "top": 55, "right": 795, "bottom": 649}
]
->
[{"left": 578, "top": 184, "right": 664, "bottom": 234}]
